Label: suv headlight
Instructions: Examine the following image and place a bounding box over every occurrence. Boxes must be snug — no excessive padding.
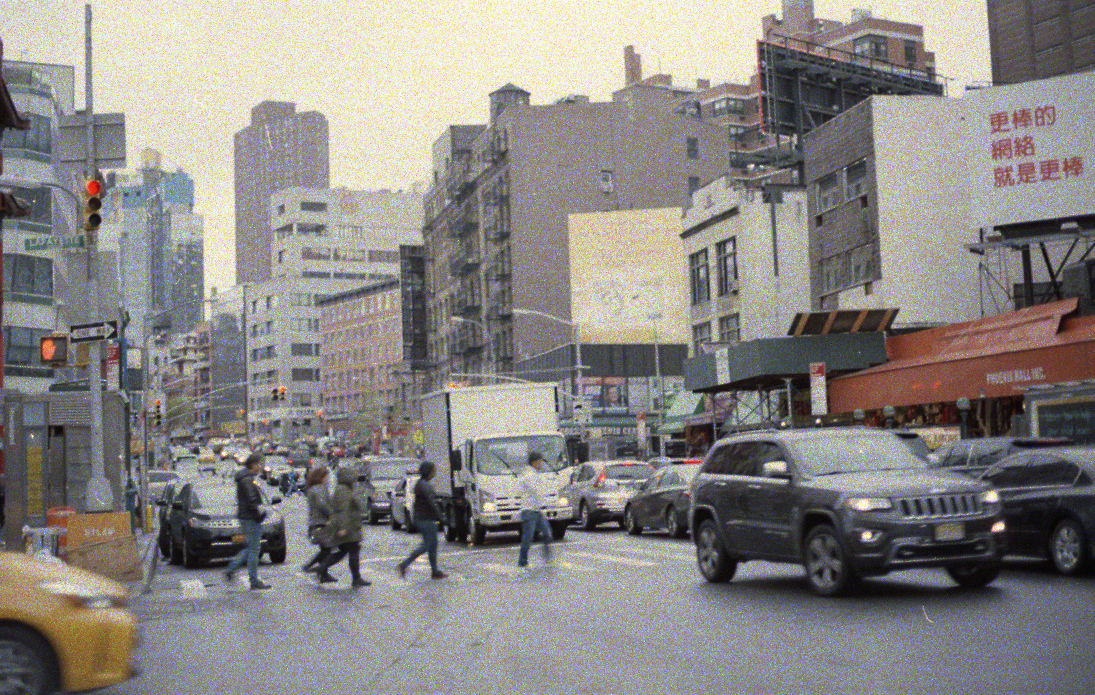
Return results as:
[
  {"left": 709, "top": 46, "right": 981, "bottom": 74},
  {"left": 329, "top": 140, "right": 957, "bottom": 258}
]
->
[
  {"left": 40, "top": 581, "right": 122, "bottom": 609},
  {"left": 980, "top": 490, "right": 1000, "bottom": 504},
  {"left": 846, "top": 497, "right": 893, "bottom": 512}
]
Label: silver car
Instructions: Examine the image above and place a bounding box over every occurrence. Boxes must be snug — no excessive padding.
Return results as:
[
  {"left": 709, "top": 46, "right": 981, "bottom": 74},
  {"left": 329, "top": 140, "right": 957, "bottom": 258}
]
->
[
  {"left": 390, "top": 471, "right": 420, "bottom": 532},
  {"left": 563, "top": 460, "right": 655, "bottom": 530}
]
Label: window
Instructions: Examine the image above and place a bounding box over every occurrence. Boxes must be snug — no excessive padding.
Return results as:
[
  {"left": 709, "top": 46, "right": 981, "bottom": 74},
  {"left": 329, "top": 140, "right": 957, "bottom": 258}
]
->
[
  {"left": 845, "top": 160, "right": 867, "bottom": 198},
  {"left": 599, "top": 169, "right": 614, "bottom": 193},
  {"left": 904, "top": 39, "right": 917, "bottom": 65},
  {"left": 277, "top": 250, "right": 285, "bottom": 264},
  {"left": 715, "top": 238, "right": 738, "bottom": 296},
  {"left": 301, "top": 201, "right": 327, "bottom": 212},
  {"left": 702, "top": 443, "right": 738, "bottom": 474},
  {"left": 302, "top": 246, "right": 331, "bottom": 261},
  {"left": 718, "top": 314, "right": 740, "bottom": 343},
  {"left": 817, "top": 172, "right": 842, "bottom": 211},
  {"left": 291, "top": 343, "right": 315, "bottom": 357},
  {"left": 4, "top": 327, "right": 51, "bottom": 366},
  {"left": 5, "top": 186, "right": 51, "bottom": 227},
  {"left": 686, "top": 137, "right": 699, "bottom": 159},
  {"left": 0, "top": 113, "right": 51, "bottom": 155},
  {"left": 689, "top": 249, "right": 710, "bottom": 305},
  {"left": 277, "top": 204, "right": 285, "bottom": 215},
  {"left": 853, "top": 35, "right": 888, "bottom": 60},
  {"left": 692, "top": 321, "right": 712, "bottom": 355},
  {"left": 710, "top": 97, "right": 746, "bottom": 117},
  {"left": 3, "top": 254, "right": 53, "bottom": 297},
  {"left": 292, "top": 368, "right": 319, "bottom": 382}
]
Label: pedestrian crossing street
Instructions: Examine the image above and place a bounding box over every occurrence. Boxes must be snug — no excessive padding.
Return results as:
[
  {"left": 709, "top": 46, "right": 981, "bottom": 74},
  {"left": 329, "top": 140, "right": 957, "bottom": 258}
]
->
[{"left": 153, "top": 540, "right": 698, "bottom": 601}]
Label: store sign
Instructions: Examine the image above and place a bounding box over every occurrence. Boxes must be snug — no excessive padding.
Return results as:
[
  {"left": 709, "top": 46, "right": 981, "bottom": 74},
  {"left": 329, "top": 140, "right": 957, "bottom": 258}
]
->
[{"left": 969, "top": 71, "right": 1094, "bottom": 229}]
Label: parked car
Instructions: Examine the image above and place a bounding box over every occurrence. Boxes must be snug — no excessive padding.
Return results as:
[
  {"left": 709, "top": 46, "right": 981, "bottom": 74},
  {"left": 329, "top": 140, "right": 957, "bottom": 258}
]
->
[
  {"left": 893, "top": 431, "right": 934, "bottom": 462},
  {"left": 162, "top": 481, "right": 285, "bottom": 568},
  {"left": 0, "top": 552, "right": 136, "bottom": 694},
  {"left": 147, "top": 469, "right": 180, "bottom": 503},
  {"left": 932, "top": 436, "right": 1073, "bottom": 478},
  {"left": 390, "top": 470, "right": 420, "bottom": 532},
  {"left": 563, "top": 460, "right": 655, "bottom": 530},
  {"left": 690, "top": 427, "right": 1007, "bottom": 596},
  {"left": 360, "top": 457, "right": 420, "bottom": 524},
  {"left": 647, "top": 457, "right": 703, "bottom": 470},
  {"left": 173, "top": 455, "right": 199, "bottom": 473},
  {"left": 977, "top": 446, "right": 1095, "bottom": 575},
  {"left": 625, "top": 462, "right": 702, "bottom": 537},
  {"left": 157, "top": 483, "right": 177, "bottom": 558}
]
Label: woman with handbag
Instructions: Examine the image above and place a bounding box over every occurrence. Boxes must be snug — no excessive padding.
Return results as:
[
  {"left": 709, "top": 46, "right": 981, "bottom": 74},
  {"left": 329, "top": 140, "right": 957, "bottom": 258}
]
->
[{"left": 301, "top": 467, "right": 333, "bottom": 573}]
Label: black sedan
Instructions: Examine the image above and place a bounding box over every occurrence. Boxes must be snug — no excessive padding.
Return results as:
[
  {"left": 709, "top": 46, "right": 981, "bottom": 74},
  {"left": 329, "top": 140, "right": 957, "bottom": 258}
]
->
[
  {"left": 932, "top": 436, "right": 1072, "bottom": 477},
  {"left": 624, "top": 462, "right": 701, "bottom": 538},
  {"left": 161, "top": 482, "right": 285, "bottom": 568},
  {"left": 979, "top": 446, "right": 1095, "bottom": 575}
]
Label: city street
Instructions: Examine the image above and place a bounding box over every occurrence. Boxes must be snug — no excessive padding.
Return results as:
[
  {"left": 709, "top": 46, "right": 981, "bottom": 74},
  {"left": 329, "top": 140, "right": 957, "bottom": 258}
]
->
[{"left": 114, "top": 494, "right": 1095, "bottom": 695}]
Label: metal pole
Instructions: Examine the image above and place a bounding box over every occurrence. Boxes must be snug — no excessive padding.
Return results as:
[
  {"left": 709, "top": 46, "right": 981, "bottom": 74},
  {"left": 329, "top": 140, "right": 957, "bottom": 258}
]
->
[
  {"left": 653, "top": 326, "right": 663, "bottom": 457},
  {"left": 242, "top": 283, "right": 251, "bottom": 448},
  {"left": 83, "top": 2, "right": 112, "bottom": 511},
  {"left": 139, "top": 316, "right": 151, "bottom": 529},
  {"left": 574, "top": 321, "right": 584, "bottom": 441},
  {"left": 783, "top": 377, "right": 794, "bottom": 429}
]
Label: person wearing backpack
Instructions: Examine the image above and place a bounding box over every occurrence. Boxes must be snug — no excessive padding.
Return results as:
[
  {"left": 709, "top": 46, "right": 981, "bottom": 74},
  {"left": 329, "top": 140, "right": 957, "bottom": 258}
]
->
[{"left": 315, "top": 467, "right": 370, "bottom": 587}]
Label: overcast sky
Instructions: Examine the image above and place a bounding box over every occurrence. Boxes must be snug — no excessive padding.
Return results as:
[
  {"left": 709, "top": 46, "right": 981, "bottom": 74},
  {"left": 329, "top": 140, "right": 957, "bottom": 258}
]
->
[{"left": 3, "top": 0, "right": 992, "bottom": 292}]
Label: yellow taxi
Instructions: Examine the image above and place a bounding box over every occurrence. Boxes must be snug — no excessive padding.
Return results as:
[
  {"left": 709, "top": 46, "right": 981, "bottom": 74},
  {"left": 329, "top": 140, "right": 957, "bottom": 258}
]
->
[{"left": 0, "top": 552, "right": 136, "bottom": 694}]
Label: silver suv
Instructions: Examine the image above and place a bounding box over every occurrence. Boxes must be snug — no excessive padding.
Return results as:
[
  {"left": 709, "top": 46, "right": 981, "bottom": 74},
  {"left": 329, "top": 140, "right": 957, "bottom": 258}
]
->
[{"left": 563, "top": 460, "right": 654, "bottom": 530}]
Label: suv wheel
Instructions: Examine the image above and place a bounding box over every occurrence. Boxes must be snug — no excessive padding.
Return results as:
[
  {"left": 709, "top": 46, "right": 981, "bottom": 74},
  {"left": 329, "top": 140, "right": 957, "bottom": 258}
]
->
[
  {"left": 946, "top": 564, "right": 1000, "bottom": 588},
  {"left": 695, "top": 519, "right": 736, "bottom": 582},
  {"left": 1049, "top": 518, "right": 1089, "bottom": 575},
  {"left": 625, "top": 505, "right": 642, "bottom": 536},
  {"left": 803, "top": 525, "right": 857, "bottom": 596}
]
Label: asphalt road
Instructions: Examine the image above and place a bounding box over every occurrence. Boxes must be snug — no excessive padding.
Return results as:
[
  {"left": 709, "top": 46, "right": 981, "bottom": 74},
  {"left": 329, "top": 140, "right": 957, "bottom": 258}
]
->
[{"left": 114, "top": 491, "right": 1095, "bottom": 695}]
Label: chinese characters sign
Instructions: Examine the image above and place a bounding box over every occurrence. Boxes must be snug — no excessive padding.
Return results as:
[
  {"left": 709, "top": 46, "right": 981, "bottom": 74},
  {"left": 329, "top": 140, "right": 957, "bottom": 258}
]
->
[{"left": 970, "top": 71, "right": 1094, "bottom": 230}]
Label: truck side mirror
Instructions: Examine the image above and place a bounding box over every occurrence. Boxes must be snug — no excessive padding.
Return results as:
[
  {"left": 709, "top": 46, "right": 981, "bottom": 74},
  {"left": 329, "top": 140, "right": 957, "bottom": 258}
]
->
[{"left": 450, "top": 450, "right": 462, "bottom": 471}]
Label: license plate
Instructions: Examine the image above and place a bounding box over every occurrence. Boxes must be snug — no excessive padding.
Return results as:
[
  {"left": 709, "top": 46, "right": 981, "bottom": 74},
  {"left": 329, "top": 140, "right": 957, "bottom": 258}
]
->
[
  {"left": 232, "top": 534, "right": 245, "bottom": 543},
  {"left": 934, "top": 522, "right": 964, "bottom": 541}
]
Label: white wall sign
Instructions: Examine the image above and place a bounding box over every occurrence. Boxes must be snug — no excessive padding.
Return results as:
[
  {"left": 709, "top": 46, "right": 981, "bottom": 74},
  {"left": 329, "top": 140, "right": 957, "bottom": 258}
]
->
[{"left": 809, "top": 362, "right": 827, "bottom": 416}]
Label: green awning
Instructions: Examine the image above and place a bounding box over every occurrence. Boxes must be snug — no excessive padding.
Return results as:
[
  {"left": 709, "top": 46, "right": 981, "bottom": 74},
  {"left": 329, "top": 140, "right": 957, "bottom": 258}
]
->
[{"left": 655, "top": 391, "right": 705, "bottom": 434}]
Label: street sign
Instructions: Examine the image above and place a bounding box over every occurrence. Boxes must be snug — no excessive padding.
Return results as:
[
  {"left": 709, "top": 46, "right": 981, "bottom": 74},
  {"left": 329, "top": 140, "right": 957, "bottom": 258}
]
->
[
  {"left": 55, "top": 112, "right": 127, "bottom": 171},
  {"left": 24, "top": 234, "right": 86, "bottom": 252},
  {"left": 69, "top": 320, "right": 118, "bottom": 343}
]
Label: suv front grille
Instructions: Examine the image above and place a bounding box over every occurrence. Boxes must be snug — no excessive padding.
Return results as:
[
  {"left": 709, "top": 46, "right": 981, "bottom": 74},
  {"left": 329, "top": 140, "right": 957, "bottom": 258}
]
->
[{"left": 897, "top": 494, "right": 981, "bottom": 518}]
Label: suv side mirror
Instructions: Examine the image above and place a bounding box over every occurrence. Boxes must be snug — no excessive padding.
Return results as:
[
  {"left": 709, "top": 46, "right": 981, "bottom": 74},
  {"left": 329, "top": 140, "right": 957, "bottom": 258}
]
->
[{"left": 762, "top": 461, "right": 791, "bottom": 480}]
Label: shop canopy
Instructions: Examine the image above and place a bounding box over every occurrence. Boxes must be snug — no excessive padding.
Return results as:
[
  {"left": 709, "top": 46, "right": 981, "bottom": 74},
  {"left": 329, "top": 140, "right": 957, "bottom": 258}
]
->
[
  {"left": 829, "top": 298, "right": 1095, "bottom": 412},
  {"left": 656, "top": 391, "right": 705, "bottom": 434}
]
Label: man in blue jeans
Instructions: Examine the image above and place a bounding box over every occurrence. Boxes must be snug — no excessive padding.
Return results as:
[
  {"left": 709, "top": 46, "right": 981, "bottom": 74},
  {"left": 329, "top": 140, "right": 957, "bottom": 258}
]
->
[
  {"left": 224, "top": 454, "right": 271, "bottom": 590},
  {"left": 397, "top": 461, "right": 447, "bottom": 579},
  {"left": 518, "top": 452, "right": 553, "bottom": 568}
]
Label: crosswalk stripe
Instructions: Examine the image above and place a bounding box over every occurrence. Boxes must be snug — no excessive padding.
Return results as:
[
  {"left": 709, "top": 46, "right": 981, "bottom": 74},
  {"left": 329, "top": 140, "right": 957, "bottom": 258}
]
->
[
  {"left": 567, "top": 551, "right": 658, "bottom": 567},
  {"left": 478, "top": 562, "right": 523, "bottom": 576},
  {"left": 555, "top": 560, "right": 595, "bottom": 572},
  {"left": 179, "top": 579, "right": 208, "bottom": 599}
]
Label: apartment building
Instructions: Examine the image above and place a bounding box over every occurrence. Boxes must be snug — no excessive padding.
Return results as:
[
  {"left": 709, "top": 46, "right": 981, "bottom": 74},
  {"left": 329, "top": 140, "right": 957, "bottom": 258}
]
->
[
  {"left": 987, "top": 0, "right": 1094, "bottom": 85},
  {"left": 422, "top": 78, "right": 729, "bottom": 391}
]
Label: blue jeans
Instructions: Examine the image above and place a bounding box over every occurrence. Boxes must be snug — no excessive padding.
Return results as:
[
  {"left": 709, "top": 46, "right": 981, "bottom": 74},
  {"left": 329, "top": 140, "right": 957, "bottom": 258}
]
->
[
  {"left": 518, "top": 510, "right": 553, "bottom": 567},
  {"left": 401, "top": 519, "right": 439, "bottom": 574},
  {"left": 226, "top": 518, "right": 261, "bottom": 584}
]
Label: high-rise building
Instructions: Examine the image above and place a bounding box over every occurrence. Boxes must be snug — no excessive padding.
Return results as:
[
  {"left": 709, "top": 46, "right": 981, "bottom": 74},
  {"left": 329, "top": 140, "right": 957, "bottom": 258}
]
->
[
  {"left": 100, "top": 148, "right": 205, "bottom": 343},
  {"left": 422, "top": 80, "right": 728, "bottom": 390},
  {"left": 234, "top": 101, "right": 329, "bottom": 285},
  {"left": 986, "top": 0, "right": 1093, "bottom": 85}
]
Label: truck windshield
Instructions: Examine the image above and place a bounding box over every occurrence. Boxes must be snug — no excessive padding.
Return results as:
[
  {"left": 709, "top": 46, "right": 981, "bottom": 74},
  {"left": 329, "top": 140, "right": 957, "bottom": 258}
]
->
[{"left": 475, "top": 435, "right": 569, "bottom": 475}]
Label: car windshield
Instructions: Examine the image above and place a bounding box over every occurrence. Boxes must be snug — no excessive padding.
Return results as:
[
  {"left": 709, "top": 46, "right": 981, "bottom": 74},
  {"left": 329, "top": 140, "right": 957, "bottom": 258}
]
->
[
  {"left": 788, "top": 434, "right": 928, "bottom": 476},
  {"left": 148, "top": 471, "right": 178, "bottom": 483},
  {"left": 372, "top": 460, "right": 416, "bottom": 480},
  {"left": 604, "top": 463, "right": 654, "bottom": 480},
  {"left": 191, "top": 484, "right": 269, "bottom": 510},
  {"left": 475, "top": 435, "right": 570, "bottom": 475}
]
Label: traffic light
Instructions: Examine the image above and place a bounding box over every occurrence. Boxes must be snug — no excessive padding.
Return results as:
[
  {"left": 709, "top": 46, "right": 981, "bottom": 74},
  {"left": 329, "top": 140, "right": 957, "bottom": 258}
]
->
[
  {"left": 153, "top": 400, "right": 163, "bottom": 427},
  {"left": 271, "top": 385, "right": 286, "bottom": 402},
  {"left": 278, "top": 385, "right": 286, "bottom": 401},
  {"left": 39, "top": 333, "right": 68, "bottom": 366},
  {"left": 82, "top": 175, "right": 104, "bottom": 238}
]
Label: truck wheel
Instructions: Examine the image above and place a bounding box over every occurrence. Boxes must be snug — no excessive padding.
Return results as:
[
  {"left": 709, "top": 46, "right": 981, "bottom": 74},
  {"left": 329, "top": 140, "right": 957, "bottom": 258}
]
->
[
  {"left": 471, "top": 518, "right": 487, "bottom": 546},
  {"left": 550, "top": 521, "right": 568, "bottom": 541},
  {"left": 946, "top": 563, "right": 1000, "bottom": 588},
  {"left": 444, "top": 516, "right": 458, "bottom": 542}
]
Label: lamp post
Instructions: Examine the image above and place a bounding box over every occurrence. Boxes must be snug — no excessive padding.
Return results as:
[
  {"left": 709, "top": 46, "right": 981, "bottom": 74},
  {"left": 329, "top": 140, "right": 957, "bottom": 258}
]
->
[
  {"left": 450, "top": 316, "right": 493, "bottom": 376},
  {"left": 512, "top": 308, "right": 585, "bottom": 437}
]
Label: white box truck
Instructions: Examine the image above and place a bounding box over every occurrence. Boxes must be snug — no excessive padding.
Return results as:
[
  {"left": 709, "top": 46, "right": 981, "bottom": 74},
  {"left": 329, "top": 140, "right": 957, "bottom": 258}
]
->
[{"left": 421, "top": 382, "right": 576, "bottom": 545}]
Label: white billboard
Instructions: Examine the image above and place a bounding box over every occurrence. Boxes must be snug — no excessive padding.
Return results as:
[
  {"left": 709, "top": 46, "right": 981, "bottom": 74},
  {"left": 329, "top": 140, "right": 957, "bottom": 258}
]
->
[{"left": 968, "top": 71, "right": 1094, "bottom": 230}]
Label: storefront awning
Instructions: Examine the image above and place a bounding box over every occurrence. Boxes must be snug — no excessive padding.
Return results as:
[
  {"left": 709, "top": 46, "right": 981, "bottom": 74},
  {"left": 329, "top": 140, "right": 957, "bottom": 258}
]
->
[
  {"left": 656, "top": 391, "right": 705, "bottom": 434},
  {"left": 829, "top": 299, "right": 1095, "bottom": 412}
]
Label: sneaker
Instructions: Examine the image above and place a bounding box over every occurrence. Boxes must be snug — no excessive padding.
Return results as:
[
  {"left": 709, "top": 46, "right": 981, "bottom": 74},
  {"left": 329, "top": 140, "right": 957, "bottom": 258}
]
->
[
  {"left": 317, "top": 572, "right": 337, "bottom": 584},
  {"left": 250, "top": 580, "right": 272, "bottom": 590},
  {"left": 430, "top": 571, "right": 448, "bottom": 580},
  {"left": 350, "top": 578, "right": 371, "bottom": 587}
]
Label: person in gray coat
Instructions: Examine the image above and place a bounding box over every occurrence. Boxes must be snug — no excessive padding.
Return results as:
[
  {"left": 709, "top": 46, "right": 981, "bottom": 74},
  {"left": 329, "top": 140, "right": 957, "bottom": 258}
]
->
[
  {"left": 315, "top": 466, "right": 370, "bottom": 587},
  {"left": 301, "top": 467, "right": 332, "bottom": 573}
]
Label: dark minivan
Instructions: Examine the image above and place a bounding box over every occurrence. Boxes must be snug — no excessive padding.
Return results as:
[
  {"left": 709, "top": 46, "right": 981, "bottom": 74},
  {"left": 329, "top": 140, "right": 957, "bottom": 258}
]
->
[{"left": 690, "top": 428, "right": 1007, "bottom": 596}]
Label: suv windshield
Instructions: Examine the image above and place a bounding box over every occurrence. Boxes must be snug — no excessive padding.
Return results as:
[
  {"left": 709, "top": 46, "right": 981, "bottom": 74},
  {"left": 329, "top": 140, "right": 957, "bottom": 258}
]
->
[
  {"left": 604, "top": 463, "right": 653, "bottom": 480},
  {"left": 788, "top": 434, "right": 927, "bottom": 476},
  {"left": 475, "top": 435, "right": 570, "bottom": 475}
]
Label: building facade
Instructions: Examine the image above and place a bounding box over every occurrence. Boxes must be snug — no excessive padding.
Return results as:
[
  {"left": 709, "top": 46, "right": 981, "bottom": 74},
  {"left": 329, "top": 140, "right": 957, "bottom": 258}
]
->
[
  {"left": 422, "top": 81, "right": 729, "bottom": 391},
  {"left": 680, "top": 178, "right": 811, "bottom": 352},
  {"left": 234, "top": 101, "right": 329, "bottom": 285},
  {"left": 987, "top": 0, "right": 1094, "bottom": 86}
]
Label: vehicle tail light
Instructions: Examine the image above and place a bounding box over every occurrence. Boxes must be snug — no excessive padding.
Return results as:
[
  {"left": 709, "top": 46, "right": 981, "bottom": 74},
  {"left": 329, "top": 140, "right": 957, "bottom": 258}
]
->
[{"left": 594, "top": 472, "right": 606, "bottom": 488}]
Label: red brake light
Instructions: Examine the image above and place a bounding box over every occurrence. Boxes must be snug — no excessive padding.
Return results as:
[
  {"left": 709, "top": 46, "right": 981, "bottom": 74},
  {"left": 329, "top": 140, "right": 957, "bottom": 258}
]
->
[{"left": 594, "top": 472, "right": 606, "bottom": 487}]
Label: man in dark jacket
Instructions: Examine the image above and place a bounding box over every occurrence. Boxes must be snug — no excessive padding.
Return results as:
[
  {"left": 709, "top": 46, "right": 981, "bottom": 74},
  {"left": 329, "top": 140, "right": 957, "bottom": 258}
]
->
[
  {"left": 397, "top": 461, "right": 447, "bottom": 579},
  {"left": 224, "top": 454, "right": 271, "bottom": 590}
]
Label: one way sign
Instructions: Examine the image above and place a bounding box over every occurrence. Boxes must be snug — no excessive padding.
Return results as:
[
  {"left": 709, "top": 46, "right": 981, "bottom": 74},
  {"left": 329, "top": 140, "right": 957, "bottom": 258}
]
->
[{"left": 69, "top": 320, "right": 118, "bottom": 343}]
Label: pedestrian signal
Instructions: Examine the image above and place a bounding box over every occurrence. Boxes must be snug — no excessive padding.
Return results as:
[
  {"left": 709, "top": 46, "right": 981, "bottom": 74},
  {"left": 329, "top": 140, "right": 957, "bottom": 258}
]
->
[{"left": 39, "top": 334, "right": 69, "bottom": 366}]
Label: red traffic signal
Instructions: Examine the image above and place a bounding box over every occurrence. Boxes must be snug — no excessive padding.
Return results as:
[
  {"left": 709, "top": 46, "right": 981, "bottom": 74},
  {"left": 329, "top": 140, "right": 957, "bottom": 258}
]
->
[
  {"left": 83, "top": 176, "right": 104, "bottom": 233},
  {"left": 84, "top": 179, "right": 103, "bottom": 197}
]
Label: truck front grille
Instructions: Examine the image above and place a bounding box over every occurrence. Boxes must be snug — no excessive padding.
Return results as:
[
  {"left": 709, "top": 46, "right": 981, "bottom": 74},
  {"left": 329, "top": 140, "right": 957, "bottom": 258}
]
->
[{"left": 897, "top": 494, "right": 981, "bottom": 519}]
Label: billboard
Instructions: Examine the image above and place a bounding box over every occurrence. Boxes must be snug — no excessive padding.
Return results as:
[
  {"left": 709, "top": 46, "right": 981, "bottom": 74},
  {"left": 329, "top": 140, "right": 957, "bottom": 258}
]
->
[{"left": 968, "top": 71, "right": 1094, "bottom": 231}]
